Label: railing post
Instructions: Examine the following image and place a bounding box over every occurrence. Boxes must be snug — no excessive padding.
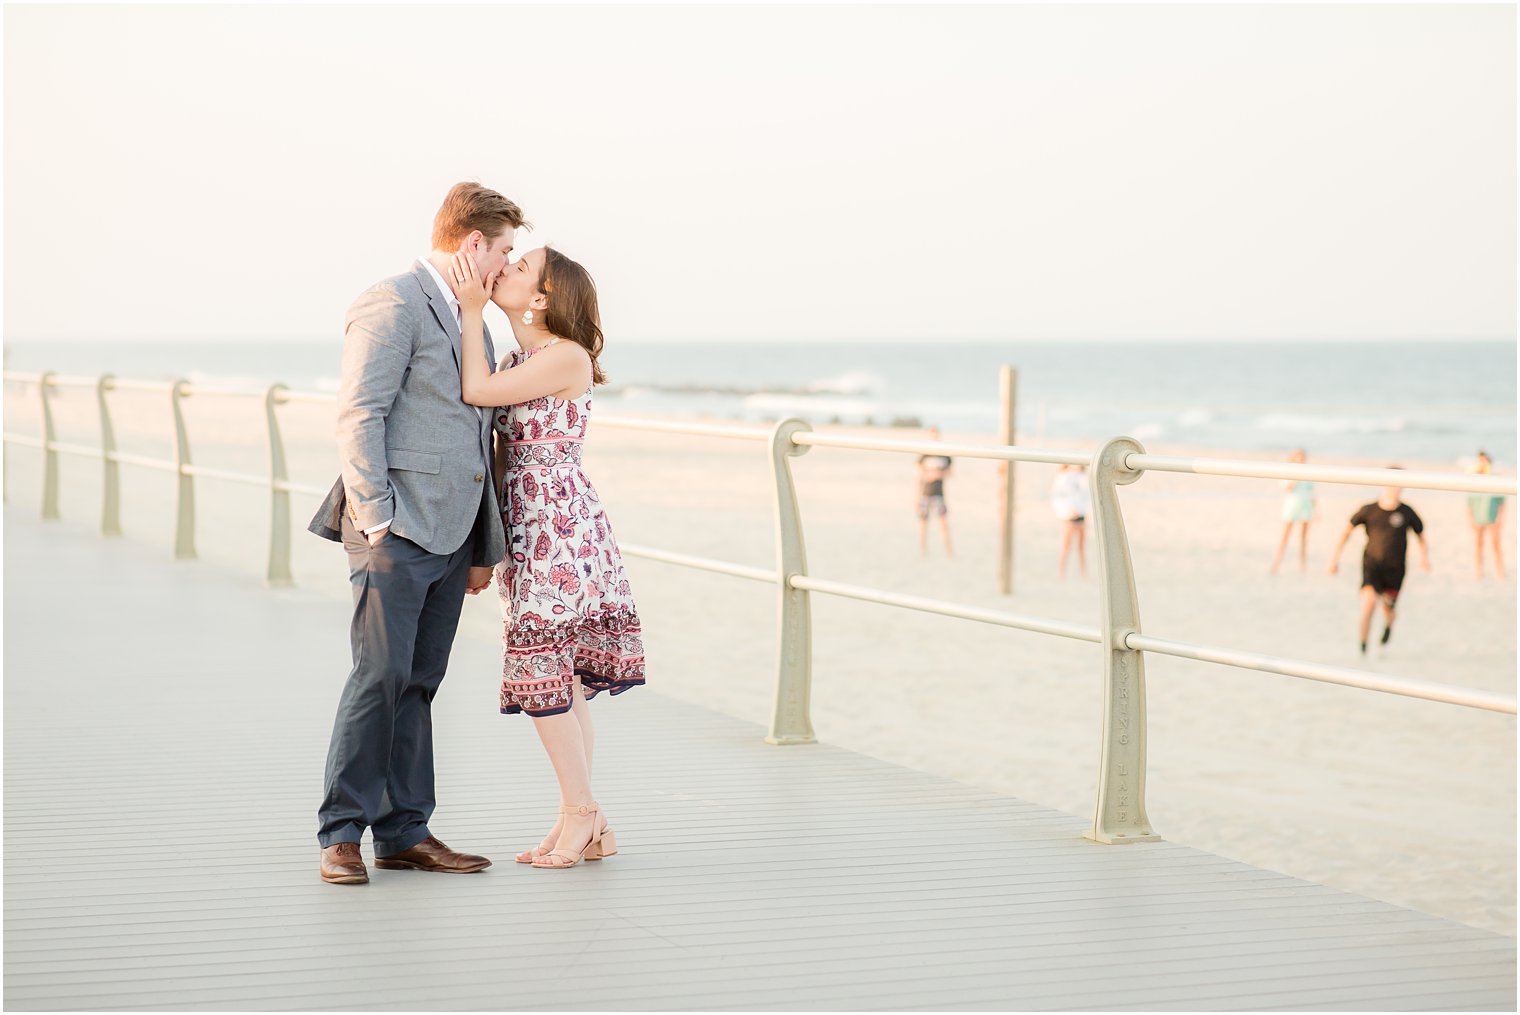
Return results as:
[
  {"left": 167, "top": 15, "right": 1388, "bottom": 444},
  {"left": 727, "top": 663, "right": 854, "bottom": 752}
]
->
[
  {"left": 98, "top": 375, "right": 121, "bottom": 536},
  {"left": 39, "top": 372, "right": 59, "bottom": 520},
  {"left": 1086, "top": 436, "right": 1160, "bottom": 844},
  {"left": 766, "top": 418, "right": 816, "bottom": 745},
  {"left": 996, "top": 365, "right": 1018, "bottom": 594},
  {"left": 265, "top": 384, "right": 293, "bottom": 586},
  {"left": 170, "top": 379, "right": 197, "bottom": 560}
]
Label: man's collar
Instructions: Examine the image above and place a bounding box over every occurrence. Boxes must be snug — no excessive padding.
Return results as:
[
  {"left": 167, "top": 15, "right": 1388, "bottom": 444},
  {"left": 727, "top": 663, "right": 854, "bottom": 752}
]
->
[{"left": 419, "top": 255, "right": 458, "bottom": 304}]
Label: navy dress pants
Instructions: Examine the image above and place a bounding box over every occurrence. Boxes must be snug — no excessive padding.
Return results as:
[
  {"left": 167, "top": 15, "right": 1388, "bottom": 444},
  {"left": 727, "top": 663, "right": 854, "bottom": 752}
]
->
[{"left": 317, "top": 513, "right": 475, "bottom": 855}]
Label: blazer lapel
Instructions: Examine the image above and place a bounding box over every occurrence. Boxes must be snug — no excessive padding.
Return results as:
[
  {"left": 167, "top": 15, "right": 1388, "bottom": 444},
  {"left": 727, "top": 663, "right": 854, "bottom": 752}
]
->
[
  {"left": 482, "top": 323, "right": 497, "bottom": 378},
  {"left": 413, "top": 261, "right": 463, "bottom": 373},
  {"left": 478, "top": 323, "right": 498, "bottom": 445}
]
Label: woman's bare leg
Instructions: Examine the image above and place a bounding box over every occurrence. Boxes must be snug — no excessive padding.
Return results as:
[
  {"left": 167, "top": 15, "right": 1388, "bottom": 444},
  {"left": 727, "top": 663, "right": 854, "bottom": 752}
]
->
[
  {"left": 571, "top": 679, "right": 595, "bottom": 776},
  {"left": 1473, "top": 521, "right": 1485, "bottom": 578},
  {"left": 1058, "top": 521, "right": 1074, "bottom": 578},
  {"left": 1271, "top": 521, "right": 1292, "bottom": 573},
  {"left": 517, "top": 681, "right": 597, "bottom": 862},
  {"left": 528, "top": 708, "right": 601, "bottom": 866},
  {"left": 1490, "top": 522, "right": 1506, "bottom": 579},
  {"left": 1075, "top": 521, "right": 1087, "bottom": 578},
  {"left": 1296, "top": 522, "right": 1310, "bottom": 572}
]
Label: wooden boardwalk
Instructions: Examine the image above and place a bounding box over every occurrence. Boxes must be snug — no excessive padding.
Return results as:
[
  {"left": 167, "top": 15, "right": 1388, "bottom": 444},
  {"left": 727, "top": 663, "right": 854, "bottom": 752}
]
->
[{"left": 4, "top": 515, "right": 1514, "bottom": 1011}]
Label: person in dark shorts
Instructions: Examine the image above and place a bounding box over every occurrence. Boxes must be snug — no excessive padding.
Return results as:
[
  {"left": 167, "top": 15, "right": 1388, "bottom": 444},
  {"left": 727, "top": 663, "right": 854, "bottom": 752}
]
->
[
  {"left": 916, "top": 426, "right": 953, "bottom": 558},
  {"left": 1328, "top": 467, "right": 1431, "bottom": 654}
]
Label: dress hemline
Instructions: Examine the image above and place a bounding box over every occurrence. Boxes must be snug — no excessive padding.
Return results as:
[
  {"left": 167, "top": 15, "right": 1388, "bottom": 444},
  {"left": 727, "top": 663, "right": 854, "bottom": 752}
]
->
[{"left": 499, "top": 671, "right": 646, "bottom": 717}]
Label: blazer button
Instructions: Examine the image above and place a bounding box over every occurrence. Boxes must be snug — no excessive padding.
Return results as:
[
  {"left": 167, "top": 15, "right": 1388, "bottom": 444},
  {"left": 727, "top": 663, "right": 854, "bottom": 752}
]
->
[{"left": 474, "top": 473, "right": 484, "bottom": 483}]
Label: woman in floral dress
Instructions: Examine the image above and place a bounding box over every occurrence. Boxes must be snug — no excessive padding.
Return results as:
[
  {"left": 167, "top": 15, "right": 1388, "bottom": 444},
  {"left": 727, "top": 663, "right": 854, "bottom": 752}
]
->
[{"left": 451, "top": 246, "right": 645, "bottom": 870}]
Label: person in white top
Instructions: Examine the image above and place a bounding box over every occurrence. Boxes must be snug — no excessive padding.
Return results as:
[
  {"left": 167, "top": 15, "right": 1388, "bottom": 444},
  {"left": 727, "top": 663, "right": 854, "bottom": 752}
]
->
[{"left": 1051, "top": 463, "right": 1090, "bottom": 579}]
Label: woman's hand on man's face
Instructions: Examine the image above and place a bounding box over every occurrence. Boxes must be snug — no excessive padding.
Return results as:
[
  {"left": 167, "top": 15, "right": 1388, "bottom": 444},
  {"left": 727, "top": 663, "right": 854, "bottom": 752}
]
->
[{"left": 451, "top": 251, "right": 496, "bottom": 314}]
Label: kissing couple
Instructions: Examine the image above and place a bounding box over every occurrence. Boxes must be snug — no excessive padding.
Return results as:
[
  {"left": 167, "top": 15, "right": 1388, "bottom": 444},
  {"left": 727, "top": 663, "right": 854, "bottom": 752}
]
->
[{"left": 309, "top": 182, "right": 647, "bottom": 884}]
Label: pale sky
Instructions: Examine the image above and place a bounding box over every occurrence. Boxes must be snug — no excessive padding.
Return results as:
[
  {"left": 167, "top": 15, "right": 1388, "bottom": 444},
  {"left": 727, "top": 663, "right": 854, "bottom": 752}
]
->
[{"left": 4, "top": 3, "right": 1515, "bottom": 343}]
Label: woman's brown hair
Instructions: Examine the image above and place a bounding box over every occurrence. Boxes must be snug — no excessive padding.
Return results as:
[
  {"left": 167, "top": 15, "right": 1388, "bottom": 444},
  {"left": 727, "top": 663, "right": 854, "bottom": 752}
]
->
[{"left": 539, "top": 247, "right": 607, "bottom": 385}]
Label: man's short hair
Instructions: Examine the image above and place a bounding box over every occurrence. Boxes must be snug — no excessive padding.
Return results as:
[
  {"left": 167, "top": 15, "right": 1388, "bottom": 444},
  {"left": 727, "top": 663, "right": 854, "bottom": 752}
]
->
[{"left": 432, "top": 182, "right": 528, "bottom": 250}]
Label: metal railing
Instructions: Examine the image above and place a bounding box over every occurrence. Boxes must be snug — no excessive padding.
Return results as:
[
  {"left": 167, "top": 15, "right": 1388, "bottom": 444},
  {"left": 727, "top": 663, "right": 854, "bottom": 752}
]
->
[{"left": 4, "top": 370, "right": 1515, "bottom": 846}]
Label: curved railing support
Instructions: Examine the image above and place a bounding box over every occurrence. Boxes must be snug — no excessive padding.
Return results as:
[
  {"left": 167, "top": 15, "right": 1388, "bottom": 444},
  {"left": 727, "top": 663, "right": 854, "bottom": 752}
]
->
[
  {"left": 1087, "top": 436, "right": 1160, "bottom": 844},
  {"left": 98, "top": 375, "right": 121, "bottom": 536},
  {"left": 265, "top": 385, "right": 293, "bottom": 585},
  {"left": 39, "top": 372, "right": 59, "bottom": 520},
  {"left": 766, "top": 418, "right": 816, "bottom": 745},
  {"left": 170, "top": 380, "right": 196, "bottom": 560}
]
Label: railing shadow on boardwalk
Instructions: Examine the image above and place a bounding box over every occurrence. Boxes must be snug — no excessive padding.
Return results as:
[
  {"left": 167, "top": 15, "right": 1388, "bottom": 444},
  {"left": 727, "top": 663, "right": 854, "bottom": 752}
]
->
[{"left": 2, "top": 370, "right": 1516, "bottom": 1009}]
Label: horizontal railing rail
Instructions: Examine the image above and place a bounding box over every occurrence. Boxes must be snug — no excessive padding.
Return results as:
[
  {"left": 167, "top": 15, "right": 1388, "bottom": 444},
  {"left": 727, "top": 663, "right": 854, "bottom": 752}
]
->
[
  {"left": 790, "top": 574, "right": 1104, "bottom": 642},
  {"left": 616, "top": 544, "right": 776, "bottom": 583},
  {"left": 1125, "top": 632, "right": 1517, "bottom": 713},
  {"left": 792, "top": 430, "right": 1092, "bottom": 467},
  {"left": 1127, "top": 453, "right": 1515, "bottom": 496},
  {"left": 4, "top": 369, "right": 1514, "bottom": 845}
]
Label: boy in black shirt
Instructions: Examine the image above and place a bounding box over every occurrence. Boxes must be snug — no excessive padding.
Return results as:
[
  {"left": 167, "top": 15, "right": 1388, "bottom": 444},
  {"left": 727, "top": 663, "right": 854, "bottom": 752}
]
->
[{"left": 1328, "top": 467, "right": 1431, "bottom": 654}]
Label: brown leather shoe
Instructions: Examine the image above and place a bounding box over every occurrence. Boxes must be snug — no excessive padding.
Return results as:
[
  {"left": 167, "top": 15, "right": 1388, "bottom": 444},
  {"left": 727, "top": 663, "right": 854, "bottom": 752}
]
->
[
  {"left": 320, "top": 842, "right": 368, "bottom": 884},
  {"left": 375, "top": 835, "right": 491, "bottom": 874}
]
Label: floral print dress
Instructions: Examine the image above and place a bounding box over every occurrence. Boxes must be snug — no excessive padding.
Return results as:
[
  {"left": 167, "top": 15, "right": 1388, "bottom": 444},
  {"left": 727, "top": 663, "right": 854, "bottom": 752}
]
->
[{"left": 493, "top": 341, "right": 646, "bottom": 716}]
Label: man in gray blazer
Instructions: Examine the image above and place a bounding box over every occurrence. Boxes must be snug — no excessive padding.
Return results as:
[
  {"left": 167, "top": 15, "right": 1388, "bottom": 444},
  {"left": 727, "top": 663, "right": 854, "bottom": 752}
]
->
[{"left": 309, "top": 182, "right": 525, "bottom": 884}]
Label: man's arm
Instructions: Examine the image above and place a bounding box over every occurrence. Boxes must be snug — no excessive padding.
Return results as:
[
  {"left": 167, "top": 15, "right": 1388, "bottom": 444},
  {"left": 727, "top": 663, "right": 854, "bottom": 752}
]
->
[
  {"left": 465, "top": 428, "right": 511, "bottom": 596},
  {"left": 1406, "top": 508, "right": 1431, "bottom": 571},
  {"left": 1327, "top": 524, "right": 1355, "bottom": 574},
  {"left": 336, "top": 285, "right": 413, "bottom": 539},
  {"left": 492, "top": 425, "right": 509, "bottom": 503}
]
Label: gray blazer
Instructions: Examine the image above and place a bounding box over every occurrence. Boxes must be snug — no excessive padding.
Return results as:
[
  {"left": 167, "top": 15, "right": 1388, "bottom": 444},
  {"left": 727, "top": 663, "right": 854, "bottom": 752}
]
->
[{"left": 308, "top": 261, "right": 506, "bottom": 568}]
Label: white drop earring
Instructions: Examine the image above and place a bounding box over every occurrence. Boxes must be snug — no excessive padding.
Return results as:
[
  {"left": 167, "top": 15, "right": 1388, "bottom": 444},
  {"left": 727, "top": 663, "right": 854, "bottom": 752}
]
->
[{"left": 521, "top": 309, "right": 534, "bottom": 326}]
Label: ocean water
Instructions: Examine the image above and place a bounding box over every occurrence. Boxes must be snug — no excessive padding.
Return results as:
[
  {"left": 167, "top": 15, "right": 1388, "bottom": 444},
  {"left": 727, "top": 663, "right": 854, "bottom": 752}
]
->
[{"left": 4, "top": 338, "right": 1513, "bottom": 464}]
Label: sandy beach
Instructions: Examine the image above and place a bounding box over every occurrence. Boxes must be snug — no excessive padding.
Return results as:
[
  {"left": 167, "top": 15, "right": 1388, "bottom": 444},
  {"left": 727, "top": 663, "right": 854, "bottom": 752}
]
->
[{"left": 4, "top": 382, "right": 1514, "bottom": 935}]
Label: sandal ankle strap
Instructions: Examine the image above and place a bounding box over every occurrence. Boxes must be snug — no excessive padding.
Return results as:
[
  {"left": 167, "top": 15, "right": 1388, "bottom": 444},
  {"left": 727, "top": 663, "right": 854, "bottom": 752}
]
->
[{"left": 560, "top": 802, "right": 599, "bottom": 816}]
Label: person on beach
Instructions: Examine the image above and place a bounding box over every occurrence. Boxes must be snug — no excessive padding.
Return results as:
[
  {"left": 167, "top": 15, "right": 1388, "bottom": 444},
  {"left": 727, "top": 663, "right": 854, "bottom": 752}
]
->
[
  {"left": 1466, "top": 451, "right": 1506, "bottom": 579},
  {"left": 308, "top": 183, "right": 525, "bottom": 885},
  {"left": 917, "top": 427, "right": 953, "bottom": 558},
  {"left": 1327, "top": 468, "right": 1431, "bottom": 655},
  {"left": 1051, "top": 463, "right": 1090, "bottom": 578},
  {"left": 1270, "top": 448, "right": 1315, "bottom": 574},
  {"left": 450, "top": 246, "right": 645, "bottom": 870}
]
